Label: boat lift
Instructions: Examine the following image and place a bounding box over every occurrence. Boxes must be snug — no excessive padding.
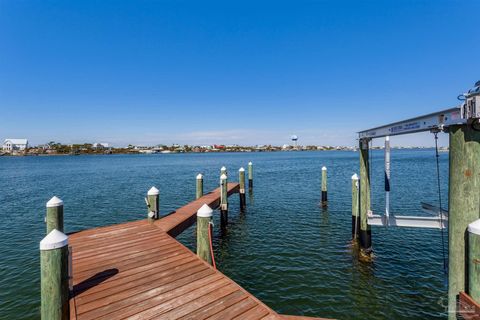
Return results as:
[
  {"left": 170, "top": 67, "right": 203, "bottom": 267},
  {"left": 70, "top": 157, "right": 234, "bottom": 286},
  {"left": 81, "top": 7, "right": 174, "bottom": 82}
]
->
[{"left": 358, "top": 107, "right": 465, "bottom": 229}]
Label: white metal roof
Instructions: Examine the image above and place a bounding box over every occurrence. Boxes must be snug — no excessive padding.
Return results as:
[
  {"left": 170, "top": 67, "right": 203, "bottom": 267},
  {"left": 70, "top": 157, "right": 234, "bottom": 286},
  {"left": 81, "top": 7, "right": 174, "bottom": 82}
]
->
[{"left": 3, "top": 139, "right": 28, "bottom": 145}]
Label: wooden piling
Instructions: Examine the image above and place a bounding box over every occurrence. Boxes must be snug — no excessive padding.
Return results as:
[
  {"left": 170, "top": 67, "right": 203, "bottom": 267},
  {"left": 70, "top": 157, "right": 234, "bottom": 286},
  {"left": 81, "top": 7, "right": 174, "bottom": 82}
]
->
[
  {"left": 468, "top": 219, "right": 480, "bottom": 304},
  {"left": 196, "top": 204, "right": 213, "bottom": 265},
  {"left": 196, "top": 174, "right": 204, "bottom": 199},
  {"left": 248, "top": 161, "right": 253, "bottom": 189},
  {"left": 46, "top": 196, "right": 64, "bottom": 234},
  {"left": 321, "top": 166, "right": 328, "bottom": 206},
  {"left": 40, "top": 229, "right": 69, "bottom": 320},
  {"left": 352, "top": 173, "right": 360, "bottom": 240},
  {"left": 359, "top": 138, "right": 372, "bottom": 257},
  {"left": 147, "top": 186, "right": 159, "bottom": 220},
  {"left": 221, "top": 166, "right": 227, "bottom": 177},
  {"left": 220, "top": 173, "right": 228, "bottom": 230},
  {"left": 239, "top": 167, "right": 246, "bottom": 212},
  {"left": 448, "top": 124, "right": 480, "bottom": 317}
]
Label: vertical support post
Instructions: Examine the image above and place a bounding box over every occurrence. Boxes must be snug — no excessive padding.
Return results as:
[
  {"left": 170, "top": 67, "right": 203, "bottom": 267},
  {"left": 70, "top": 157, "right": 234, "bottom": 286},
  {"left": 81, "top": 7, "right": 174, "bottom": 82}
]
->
[
  {"left": 197, "top": 204, "right": 213, "bottom": 265},
  {"left": 147, "top": 186, "right": 159, "bottom": 220},
  {"left": 359, "top": 138, "right": 372, "bottom": 257},
  {"left": 196, "top": 174, "right": 204, "bottom": 199},
  {"left": 321, "top": 166, "right": 328, "bottom": 206},
  {"left": 40, "top": 229, "right": 69, "bottom": 320},
  {"left": 448, "top": 124, "right": 480, "bottom": 318},
  {"left": 385, "top": 136, "right": 391, "bottom": 218},
  {"left": 352, "top": 173, "right": 360, "bottom": 240},
  {"left": 468, "top": 219, "right": 480, "bottom": 304},
  {"left": 220, "top": 174, "right": 228, "bottom": 230},
  {"left": 248, "top": 161, "right": 253, "bottom": 189},
  {"left": 221, "top": 166, "right": 227, "bottom": 177},
  {"left": 46, "top": 196, "right": 64, "bottom": 234},
  {"left": 239, "top": 167, "right": 246, "bottom": 212}
]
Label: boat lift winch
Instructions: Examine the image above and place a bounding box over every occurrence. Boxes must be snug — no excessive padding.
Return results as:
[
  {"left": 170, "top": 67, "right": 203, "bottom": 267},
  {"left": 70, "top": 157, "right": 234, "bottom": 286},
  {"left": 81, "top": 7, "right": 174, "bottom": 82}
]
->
[{"left": 359, "top": 107, "right": 467, "bottom": 229}]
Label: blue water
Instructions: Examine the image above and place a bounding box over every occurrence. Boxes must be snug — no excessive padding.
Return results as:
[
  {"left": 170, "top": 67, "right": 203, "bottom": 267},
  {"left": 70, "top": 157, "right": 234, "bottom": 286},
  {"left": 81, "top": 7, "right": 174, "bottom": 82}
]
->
[{"left": 0, "top": 150, "right": 449, "bottom": 319}]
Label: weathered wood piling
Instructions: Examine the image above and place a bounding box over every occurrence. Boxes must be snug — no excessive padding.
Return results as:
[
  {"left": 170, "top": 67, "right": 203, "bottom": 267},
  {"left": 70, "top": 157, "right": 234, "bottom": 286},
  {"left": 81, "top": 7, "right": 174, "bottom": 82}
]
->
[
  {"left": 40, "top": 229, "right": 69, "bottom": 320},
  {"left": 220, "top": 173, "right": 228, "bottom": 230},
  {"left": 321, "top": 166, "right": 328, "bottom": 206},
  {"left": 359, "top": 138, "right": 372, "bottom": 257},
  {"left": 248, "top": 161, "right": 253, "bottom": 189},
  {"left": 448, "top": 124, "right": 480, "bottom": 317},
  {"left": 196, "top": 173, "right": 203, "bottom": 199},
  {"left": 196, "top": 203, "right": 213, "bottom": 265},
  {"left": 146, "top": 186, "right": 159, "bottom": 220},
  {"left": 46, "top": 196, "right": 64, "bottom": 234},
  {"left": 468, "top": 219, "right": 480, "bottom": 304},
  {"left": 239, "top": 167, "right": 246, "bottom": 211},
  {"left": 351, "top": 173, "right": 360, "bottom": 240}
]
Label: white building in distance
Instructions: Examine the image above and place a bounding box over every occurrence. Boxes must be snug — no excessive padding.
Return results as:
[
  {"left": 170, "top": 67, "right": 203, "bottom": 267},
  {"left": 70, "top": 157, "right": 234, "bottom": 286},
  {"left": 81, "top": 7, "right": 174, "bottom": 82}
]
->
[
  {"left": 93, "top": 142, "right": 109, "bottom": 149},
  {"left": 2, "top": 139, "right": 28, "bottom": 152}
]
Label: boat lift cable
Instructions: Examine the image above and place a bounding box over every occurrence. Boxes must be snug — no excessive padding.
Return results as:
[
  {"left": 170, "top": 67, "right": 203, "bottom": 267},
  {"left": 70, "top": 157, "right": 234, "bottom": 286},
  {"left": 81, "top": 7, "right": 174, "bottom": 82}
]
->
[
  {"left": 434, "top": 131, "right": 447, "bottom": 279},
  {"left": 208, "top": 221, "right": 217, "bottom": 270}
]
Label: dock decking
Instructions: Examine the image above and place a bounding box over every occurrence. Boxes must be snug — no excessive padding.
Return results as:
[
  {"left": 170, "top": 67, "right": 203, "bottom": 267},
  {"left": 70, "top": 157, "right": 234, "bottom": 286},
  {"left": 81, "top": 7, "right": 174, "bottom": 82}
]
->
[{"left": 68, "top": 183, "right": 326, "bottom": 320}]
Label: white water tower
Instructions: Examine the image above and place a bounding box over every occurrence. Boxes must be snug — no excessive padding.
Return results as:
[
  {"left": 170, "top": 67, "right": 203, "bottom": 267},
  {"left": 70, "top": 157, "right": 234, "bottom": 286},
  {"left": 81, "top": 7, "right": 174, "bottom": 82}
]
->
[{"left": 291, "top": 135, "right": 298, "bottom": 148}]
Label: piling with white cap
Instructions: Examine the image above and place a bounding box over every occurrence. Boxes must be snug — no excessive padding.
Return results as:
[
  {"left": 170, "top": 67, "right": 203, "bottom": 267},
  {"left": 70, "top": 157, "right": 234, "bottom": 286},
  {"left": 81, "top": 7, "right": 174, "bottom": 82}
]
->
[
  {"left": 221, "top": 166, "right": 227, "bottom": 177},
  {"left": 239, "top": 167, "right": 246, "bottom": 212},
  {"left": 46, "top": 196, "right": 64, "bottom": 234},
  {"left": 196, "top": 174, "right": 204, "bottom": 199},
  {"left": 40, "top": 229, "right": 69, "bottom": 320},
  {"left": 197, "top": 204, "right": 213, "bottom": 265},
  {"left": 468, "top": 219, "right": 480, "bottom": 303},
  {"left": 220, "top": 173, "right": 228, "bottom": 230},
  {"left": 147, "top": 186, "right": 160, "bottom": 220},
  {"left": 321, "top": 166, "right": 328, "bottom": 206},
  {"left": 351, "top": 173, "right": 360, "bottom": 240},
  {"left": 248, "top": 162, "right": 253, "bottom": 189}
]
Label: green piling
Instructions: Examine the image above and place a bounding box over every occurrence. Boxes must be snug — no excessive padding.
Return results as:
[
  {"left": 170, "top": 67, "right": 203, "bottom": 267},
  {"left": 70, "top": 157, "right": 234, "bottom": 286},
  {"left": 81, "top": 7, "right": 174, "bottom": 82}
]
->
[
  {"left": 468, "top": 219, "right": 480, "bottom": 304},
  {"left": 196, "top": 174, "right": 204, "bottom": 199},
  {"left": 46, "top": 196, "right": 64, "bottom": 234},
  {"left": 147, "top": 186, "right": 159, "bottom": 220},
  {"left": 352, "top": 173, "right": 360, "bottom": 241},
  {"left": 40, "top": 229, "right": 69, "bottom": 320},
  {"left": 248, "top": 161, "right": 253, "bottom": 189},
  {"left": 448, "top": 124, "right": 480, "bottom": 317},
  {"left": 321, "top": 166, "right": 328, "bottom": 206},
  {"left": 220, "top": 173, "right": 228, "bottom": 230},
  {"left": 196, "top": 204, "right": 213, "bottom": 265},
  {"left": 239, "top": 167, "right": 246, "bottom": 212},
  {"left": 359, "top": 138, "right": 372, "bottom": 258}
]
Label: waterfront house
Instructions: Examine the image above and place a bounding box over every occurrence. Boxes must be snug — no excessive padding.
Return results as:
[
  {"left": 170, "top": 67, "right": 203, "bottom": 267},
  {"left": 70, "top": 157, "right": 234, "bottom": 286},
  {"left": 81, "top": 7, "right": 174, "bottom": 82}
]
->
[
  {"left": 93, "top": 142, "right": 109, "bottom": 149},
  {"left": 2, "top": 139, "right": 28, "bottom": 152}
]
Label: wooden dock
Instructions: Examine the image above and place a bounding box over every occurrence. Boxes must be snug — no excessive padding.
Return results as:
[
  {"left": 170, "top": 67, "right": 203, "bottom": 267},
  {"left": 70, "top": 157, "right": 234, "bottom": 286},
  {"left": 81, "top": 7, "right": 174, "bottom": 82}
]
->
[{"left": 68, "top": 183, "right": 326, "bottom": 320}]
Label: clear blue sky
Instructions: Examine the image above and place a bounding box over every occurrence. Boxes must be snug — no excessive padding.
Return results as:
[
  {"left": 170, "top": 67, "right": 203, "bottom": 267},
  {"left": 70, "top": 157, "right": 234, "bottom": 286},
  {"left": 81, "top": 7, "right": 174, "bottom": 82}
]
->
[{"left": 1, "top": 0, "right": 478, "bottom": 147}]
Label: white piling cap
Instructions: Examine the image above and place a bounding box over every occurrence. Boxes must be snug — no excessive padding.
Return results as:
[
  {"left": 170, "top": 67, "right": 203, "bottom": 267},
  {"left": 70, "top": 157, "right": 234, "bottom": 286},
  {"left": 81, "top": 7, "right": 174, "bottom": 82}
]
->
[
  {"left": 148, "top": 186, "right": 159, "bottom": 195},
  {"left": 322, "top": 166, "right": 327, "bottom": 171},
  {"left": 386, "top": 136, "right": 390, "bottom": 141},
  {"left": 239, "top": 167, "right": 245, "bottom": 172},
  {"left": 220, "top": 173, "right": 227, "bottom": 180},
  {"left": 468, "top": 219, "right": 480, "bottom": 235},
  {"left": 197, "top": 204, "right": 213, "bottom": 217},
  {"left": 46, "top": 196, "right": 63, "bottom": 208},
  {"left": 248, "top": 162, "right": 252, "bottom": 165},
  {"left": 352, "top": 173, "right": 359, "bottom": 180},
  {"left": 40, "top": 229, "right": 68, "bottom": 250},
  {"left": 196, "top": 173, "right": 203, "bottom": 179},
  {"left": 221, "top": 166, "right": 226, "bottom": 171}
]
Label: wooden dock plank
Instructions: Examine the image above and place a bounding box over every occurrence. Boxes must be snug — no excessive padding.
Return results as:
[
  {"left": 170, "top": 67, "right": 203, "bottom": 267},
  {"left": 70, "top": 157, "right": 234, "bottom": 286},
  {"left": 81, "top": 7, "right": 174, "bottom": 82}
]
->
[{"left": 69, "top": 184, "right": 329, "bottom": 320}]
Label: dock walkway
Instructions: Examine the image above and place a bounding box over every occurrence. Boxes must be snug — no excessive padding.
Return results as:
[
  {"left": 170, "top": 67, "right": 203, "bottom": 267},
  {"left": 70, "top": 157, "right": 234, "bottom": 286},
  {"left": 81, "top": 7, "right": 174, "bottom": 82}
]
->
[{"left": 68, "top": 183, "right": 326, "bottom": 320}]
